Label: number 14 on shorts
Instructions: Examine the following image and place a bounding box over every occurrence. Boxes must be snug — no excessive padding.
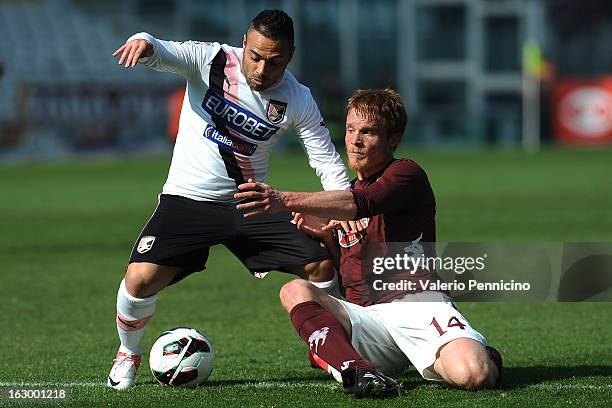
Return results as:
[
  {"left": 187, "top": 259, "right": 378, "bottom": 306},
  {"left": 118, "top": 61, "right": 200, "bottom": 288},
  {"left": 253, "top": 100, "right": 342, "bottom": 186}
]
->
[{"left": 430, "top": 316, "right": 466, "bottom": 336}]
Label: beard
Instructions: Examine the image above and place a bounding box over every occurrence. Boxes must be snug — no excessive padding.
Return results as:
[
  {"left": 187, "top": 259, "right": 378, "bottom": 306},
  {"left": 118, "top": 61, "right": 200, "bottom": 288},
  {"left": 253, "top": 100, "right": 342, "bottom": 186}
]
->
[
  {"left": 348, "top": 149, "right": 395, "bottom": 177},
  {"left": 348, "top": 155, "right": 367, "bottom": 173},
  {"left": 246, "top": 76, "right": 267, "bottom": 91}
]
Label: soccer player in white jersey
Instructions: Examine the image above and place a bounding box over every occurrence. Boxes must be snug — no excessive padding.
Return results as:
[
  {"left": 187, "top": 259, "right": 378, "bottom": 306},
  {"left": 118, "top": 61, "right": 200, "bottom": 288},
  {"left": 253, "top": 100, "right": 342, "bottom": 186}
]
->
[{"left": 107, "top": 10, "right": 350, "bottom": 389}]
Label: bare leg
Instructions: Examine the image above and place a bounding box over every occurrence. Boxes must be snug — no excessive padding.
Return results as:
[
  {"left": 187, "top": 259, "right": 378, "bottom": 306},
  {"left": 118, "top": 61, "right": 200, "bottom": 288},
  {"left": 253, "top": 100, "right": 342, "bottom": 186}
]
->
[
  {"left": 432, "top": 338, "right": 498, "bottom": 390},
  {"left": 285, "top": 259, "right": 341, "bottom": 297},
  {"left": 279, "top": 278, "right": 351, "bottom": 335},
  {"left": 124, "top": 262, "right": 181, "bottom": 298}
]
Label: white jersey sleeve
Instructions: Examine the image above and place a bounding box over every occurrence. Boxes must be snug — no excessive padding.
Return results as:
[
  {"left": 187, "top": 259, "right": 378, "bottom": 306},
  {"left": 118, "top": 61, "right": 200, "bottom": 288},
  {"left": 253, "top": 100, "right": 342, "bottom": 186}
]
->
[
  {"left": 295, "top": 91, "right": 350, "bottom": 191},
  {"left": 127, "top": 32, "right": 221, "bottom": 78}
]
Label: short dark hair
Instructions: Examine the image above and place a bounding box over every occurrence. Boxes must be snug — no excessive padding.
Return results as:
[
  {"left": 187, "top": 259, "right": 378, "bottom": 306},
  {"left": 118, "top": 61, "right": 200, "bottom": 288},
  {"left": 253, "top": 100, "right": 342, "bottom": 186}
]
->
[
  {"left": 248, "top": 9, "right": 294, "bottom": 47},
  {"left": 347, "top": 89, "right": 408, "bottom": 147}
]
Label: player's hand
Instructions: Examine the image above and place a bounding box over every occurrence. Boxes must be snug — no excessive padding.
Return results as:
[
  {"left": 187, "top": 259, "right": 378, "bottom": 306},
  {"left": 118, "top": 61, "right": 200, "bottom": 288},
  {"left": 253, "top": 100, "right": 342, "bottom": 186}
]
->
[
  {"left": 234, "top": 179, "right": 287, "bottom": 217},
  {"left": 291, "top": 213, "right": 331, "bottom": 239},
  {"left": 112, "top": 39, "right": 153, "bottom": 68},
  {"left": 322, "top": 219, "right": 367, "bottom": 234}
]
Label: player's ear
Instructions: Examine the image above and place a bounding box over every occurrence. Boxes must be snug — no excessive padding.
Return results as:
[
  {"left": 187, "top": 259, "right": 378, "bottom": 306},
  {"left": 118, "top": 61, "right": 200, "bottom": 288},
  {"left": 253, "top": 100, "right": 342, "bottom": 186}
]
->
[
  {"left": 243, "top": 33, "right": 247, "bottom": 48},
  {"left": 280, "top": 42, "right": 294, "bottom": 65},
  {"left": 288, "top": 45, "right": 295, "bottom": 62},
  {"left": 390, "top": 133, "right": 401, "bottom": 151}
]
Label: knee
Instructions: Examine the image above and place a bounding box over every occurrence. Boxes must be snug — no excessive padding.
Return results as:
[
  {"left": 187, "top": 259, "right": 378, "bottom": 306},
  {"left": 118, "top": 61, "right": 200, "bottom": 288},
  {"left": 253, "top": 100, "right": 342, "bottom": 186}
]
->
[
  {"left": 125, "top": 263, "right": 160, "bottom": 298},
  {"left": 304, "top": 258, "right": 335, "bottom": 282},
  {"left": 279, "top": 279, "right": 317, "bottom": 313},
  {"left": 451, "top": 358, "right": 492, "bottom": 390}
]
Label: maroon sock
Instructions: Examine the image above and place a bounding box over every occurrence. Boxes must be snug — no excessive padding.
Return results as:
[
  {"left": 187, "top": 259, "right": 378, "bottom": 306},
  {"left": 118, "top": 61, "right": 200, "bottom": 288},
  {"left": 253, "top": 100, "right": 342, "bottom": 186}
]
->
[{"left": 290, "top": 301, "right": 374, "bottom": 372}]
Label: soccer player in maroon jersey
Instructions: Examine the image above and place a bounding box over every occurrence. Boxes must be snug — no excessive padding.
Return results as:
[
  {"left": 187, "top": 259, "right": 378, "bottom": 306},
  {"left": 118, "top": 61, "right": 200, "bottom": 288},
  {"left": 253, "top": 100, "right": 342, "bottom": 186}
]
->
[{"left": 235, "top": 89, "right": 502, "bottom": 398}]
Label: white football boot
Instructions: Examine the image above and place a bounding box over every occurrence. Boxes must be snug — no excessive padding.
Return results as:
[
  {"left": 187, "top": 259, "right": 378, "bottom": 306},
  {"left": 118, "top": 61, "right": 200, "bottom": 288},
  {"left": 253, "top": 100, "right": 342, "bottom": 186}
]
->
[{"left": 107, "top": 351, "right": 141, "bottom": 390}]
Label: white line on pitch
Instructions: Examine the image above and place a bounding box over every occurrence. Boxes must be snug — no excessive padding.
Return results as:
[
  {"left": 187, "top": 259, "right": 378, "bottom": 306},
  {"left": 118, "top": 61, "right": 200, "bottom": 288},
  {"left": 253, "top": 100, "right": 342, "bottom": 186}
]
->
[
  {"left": 0, "top": 381, "right": 332, "bottom": 389},
  {"left": 0, "top": 382, "right": 103, "bottom": 387},
  {"left": 1, "top": 381, "right": 610, "bottom": 391},
  {"left": 519, "top": 383, "right": 612, "bottom": 390}
]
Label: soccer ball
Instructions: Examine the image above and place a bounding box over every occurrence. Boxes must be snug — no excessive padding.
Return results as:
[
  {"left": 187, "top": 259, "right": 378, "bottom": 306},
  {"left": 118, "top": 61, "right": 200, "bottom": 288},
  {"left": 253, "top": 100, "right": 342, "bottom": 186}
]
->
[{"left": 149, "top": 327, "right": 214, "bottom": 387}]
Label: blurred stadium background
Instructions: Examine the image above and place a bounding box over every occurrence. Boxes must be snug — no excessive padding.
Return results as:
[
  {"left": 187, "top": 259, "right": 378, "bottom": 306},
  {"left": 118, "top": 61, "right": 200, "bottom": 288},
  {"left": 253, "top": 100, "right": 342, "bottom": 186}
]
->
[{"left": 1, "top": 0, "right": 612, "bottom": 159}]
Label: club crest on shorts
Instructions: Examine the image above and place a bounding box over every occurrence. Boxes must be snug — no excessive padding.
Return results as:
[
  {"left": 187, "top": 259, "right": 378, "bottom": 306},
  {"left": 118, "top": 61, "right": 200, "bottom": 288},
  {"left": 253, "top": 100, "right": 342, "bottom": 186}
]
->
[
  {"left": 266, "top": 100, "right": 287, "bottom": 124},
  {"left": 137, "top": 236, "right": 156, "bottom": 254}
]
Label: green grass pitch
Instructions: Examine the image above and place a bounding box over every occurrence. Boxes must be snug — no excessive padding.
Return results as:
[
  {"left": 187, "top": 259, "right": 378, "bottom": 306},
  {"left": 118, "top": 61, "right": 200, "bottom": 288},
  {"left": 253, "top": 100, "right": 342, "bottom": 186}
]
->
[{"left": 0, "top": 148, "right": 611, "bottom": 407}]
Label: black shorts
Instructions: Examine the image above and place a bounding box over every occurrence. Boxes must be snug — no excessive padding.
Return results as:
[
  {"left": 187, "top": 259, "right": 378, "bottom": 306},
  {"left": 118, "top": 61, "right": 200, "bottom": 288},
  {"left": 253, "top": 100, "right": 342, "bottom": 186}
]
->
[{"left": 129, "top": 194, "right": 330, "bottom": 279}]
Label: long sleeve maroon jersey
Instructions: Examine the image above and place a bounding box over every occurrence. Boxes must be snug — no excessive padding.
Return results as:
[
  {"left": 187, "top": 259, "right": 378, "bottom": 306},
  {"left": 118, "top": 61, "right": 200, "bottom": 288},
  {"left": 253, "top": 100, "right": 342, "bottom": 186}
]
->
[{"left": 338, "top": 158, "right": 438, "bottom": 306}]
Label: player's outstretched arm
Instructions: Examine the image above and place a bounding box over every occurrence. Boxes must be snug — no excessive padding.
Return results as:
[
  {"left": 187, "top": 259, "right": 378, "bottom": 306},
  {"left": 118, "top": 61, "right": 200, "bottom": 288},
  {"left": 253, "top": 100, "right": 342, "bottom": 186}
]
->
[
  {"left": 234, "top": 179, "right": 357, "bottom": 220},
  {"left": 294, "top": 94, "right": 351, "bottom": 192},
  {"left": 292, "top": 213, "right": 367, "bottom": 234},
  {"left": 112, "top": 39, "right": 153, "bottom": 68},
  {"left": 112, "top": 33, "right": 219, "bottom": 77}
]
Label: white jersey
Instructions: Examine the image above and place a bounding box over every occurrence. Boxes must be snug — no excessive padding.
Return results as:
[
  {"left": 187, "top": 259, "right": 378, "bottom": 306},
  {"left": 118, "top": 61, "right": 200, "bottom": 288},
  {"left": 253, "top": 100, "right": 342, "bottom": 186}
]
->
[{"left": 129, "top": 32, "right": 350, "bottom": 202}]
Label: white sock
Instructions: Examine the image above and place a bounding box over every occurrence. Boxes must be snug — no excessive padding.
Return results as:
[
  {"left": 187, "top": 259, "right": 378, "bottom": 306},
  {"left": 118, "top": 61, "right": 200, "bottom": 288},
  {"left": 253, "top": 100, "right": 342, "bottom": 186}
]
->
[
  {"left": 310, "top": 271, "right": 342, "bottom": 298},
  {"left": 115, "top": 279, "right": 157, "bottom": 355}
]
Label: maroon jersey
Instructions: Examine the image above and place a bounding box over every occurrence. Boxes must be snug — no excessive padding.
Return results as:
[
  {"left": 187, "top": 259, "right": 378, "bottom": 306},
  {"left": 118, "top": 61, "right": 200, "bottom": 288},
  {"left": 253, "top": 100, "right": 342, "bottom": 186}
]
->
[{"left": 339, "top": 158, "right": 437, "bottom": 306}]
